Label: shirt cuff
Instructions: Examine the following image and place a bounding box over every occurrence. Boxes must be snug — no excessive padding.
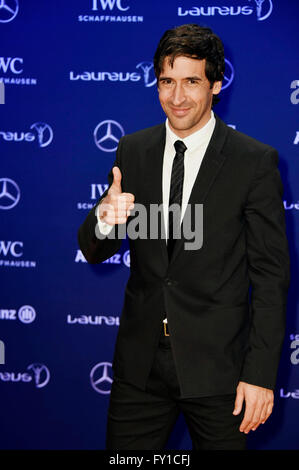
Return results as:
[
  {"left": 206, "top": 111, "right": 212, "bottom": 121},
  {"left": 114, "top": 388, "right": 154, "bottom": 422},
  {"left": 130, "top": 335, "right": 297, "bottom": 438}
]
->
[{"left": 96, "top": 204, "right": 114, "bottom": 235}]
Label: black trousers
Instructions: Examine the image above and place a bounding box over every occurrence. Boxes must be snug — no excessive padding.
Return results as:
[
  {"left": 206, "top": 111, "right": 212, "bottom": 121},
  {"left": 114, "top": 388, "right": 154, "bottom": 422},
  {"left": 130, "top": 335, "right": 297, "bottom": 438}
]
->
[{"left": 106, "top": 324, "right": 247, "bottom": 450}]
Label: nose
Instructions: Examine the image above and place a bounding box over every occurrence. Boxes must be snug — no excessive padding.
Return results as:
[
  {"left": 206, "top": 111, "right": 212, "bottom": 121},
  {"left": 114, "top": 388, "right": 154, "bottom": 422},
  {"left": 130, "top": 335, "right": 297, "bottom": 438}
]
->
[{"left": 171, "top": 83, "right": 185, "bottom": 106}]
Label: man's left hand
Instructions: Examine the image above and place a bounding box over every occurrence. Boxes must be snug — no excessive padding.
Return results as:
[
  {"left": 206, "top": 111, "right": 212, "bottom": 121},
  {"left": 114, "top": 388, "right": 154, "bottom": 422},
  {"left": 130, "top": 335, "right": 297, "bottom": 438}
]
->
[{"left": 233, "top": 381, "right": 274, "bottom": 433}]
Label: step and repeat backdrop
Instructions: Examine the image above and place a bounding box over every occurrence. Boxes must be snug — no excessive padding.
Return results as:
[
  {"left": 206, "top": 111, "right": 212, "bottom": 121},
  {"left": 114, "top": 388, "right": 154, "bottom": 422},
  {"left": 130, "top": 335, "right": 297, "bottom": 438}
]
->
[{"left": 1, "top": 0, "right": 298, "bottom": 450}]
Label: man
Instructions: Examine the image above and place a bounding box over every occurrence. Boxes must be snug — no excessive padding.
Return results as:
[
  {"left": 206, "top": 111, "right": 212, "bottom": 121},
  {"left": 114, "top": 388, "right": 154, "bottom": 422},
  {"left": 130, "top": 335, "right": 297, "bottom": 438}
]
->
[{"left": 78, "top": 24, "right": 290, "bottom": 450}]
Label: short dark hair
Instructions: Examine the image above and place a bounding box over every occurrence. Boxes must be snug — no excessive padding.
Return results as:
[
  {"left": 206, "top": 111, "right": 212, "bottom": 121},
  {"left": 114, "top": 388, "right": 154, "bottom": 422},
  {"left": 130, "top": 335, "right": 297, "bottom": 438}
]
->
[{"left": 153, "top": 23, "right": 225, "bottom": 106}]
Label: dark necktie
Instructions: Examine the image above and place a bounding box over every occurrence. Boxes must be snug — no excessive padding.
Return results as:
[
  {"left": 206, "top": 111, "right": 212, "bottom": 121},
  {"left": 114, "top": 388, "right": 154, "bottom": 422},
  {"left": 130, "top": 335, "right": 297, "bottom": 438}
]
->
[{"left": 167, "top": 140, "right": 187, "bottom": 259}]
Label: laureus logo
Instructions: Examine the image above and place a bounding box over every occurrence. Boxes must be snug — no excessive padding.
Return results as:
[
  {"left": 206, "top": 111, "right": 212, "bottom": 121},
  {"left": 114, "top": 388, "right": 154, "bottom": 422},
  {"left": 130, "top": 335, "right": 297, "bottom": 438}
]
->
[
  {"left": 249, "top": 0, "right": 273, "bottom": 21},
  {"left": 0, "top": 122, "right": 53, "bottom": 147},
  {"left": 136, "top": 62, "right": 156, "bottom": 88},
  {"left": 30, "top": 123, "right": 53, "bottom": 148},
  {"left": 178, "top": 0, "right": 273, "bottom": 21},
  {"left": 27, "top": 363, "right": 50, "bottom": 388}
]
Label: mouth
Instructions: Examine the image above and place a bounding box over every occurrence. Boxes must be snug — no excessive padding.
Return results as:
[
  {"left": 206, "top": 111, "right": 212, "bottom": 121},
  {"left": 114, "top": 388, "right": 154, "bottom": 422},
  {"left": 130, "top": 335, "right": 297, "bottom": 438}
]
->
[{"left": 170, "top": 107, "right": 190, "bottom": 117}]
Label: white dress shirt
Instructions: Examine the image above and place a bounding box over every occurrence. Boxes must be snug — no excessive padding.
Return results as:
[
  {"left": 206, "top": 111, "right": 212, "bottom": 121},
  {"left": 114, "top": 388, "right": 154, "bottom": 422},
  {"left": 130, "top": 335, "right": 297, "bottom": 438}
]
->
[{"left": 97, "top": 111, "right": 216, "bottom": 241}]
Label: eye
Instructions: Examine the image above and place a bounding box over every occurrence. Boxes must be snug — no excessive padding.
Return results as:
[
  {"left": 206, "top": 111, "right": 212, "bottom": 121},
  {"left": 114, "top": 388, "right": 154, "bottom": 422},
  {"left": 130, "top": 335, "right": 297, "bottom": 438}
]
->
[
  {"left": 187, "top": 78, "right": 199, "bottom": 85},
  {"left": 159, "top": 78, "right": 173, "bottom": 86}
]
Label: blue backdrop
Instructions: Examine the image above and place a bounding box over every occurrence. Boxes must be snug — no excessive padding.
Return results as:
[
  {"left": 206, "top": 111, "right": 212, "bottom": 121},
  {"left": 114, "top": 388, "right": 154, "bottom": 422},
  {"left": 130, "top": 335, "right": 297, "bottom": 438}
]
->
[{"left": 1, "top": 0, "right": 298, "bottom": 450}]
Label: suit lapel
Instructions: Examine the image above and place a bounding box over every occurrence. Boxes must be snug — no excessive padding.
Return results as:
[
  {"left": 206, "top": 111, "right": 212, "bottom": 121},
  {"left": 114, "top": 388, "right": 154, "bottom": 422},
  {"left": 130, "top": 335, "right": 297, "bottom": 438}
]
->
[{"left": 142, "top": 124, "right": 169, "bottom": 267}]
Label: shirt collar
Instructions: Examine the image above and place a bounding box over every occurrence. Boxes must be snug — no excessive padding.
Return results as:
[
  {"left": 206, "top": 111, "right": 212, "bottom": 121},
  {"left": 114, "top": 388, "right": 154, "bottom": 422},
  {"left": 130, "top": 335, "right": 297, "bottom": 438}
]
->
[{"left": 165, "top": 110, "right": 215, "bottom": 153}]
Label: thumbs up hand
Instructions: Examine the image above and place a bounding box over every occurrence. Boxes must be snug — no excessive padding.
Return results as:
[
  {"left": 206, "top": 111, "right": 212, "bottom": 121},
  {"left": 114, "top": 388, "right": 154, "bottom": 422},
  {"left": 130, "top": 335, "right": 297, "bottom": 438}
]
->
[
  {"left": 98, "top": 166, "right": 135, "bottom": 225},
  {"left": 109, "top": 166, "right": 123, "bottom": 195}
]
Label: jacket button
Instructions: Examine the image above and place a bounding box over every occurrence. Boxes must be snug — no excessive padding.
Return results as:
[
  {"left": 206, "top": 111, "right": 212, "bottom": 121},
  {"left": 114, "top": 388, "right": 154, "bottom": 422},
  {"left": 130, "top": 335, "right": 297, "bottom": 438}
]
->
[{"left": 165, "top": 278, "right": 172, "bottom": 286}]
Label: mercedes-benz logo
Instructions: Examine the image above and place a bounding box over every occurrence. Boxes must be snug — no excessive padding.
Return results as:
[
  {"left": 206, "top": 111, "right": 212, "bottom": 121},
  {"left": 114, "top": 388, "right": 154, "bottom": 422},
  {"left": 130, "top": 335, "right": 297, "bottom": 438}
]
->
[
  {"left": 0, "top": 178, "right": 20, "bottom": 210},
  {"left": 222, "top": 59, "right": 234, "bottom": 91},
  {"left": 0, "top": 0, "right": 19, "bottom": 23},
  {"left": 94, "top": 120, "right": 125, "bottom": 153},
  {"left": 90, "top": 362, "right": 113, "bottom": 394}
]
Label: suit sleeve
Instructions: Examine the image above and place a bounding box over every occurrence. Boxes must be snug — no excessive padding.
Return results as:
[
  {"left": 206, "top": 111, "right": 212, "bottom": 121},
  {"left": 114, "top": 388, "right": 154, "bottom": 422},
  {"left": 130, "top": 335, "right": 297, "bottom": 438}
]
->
[
  {"left": 240, "top": 148, "right": 290, "bottom": 390},
  {"left": 77, "top": 137, "right": 126, "bottom": 264}
]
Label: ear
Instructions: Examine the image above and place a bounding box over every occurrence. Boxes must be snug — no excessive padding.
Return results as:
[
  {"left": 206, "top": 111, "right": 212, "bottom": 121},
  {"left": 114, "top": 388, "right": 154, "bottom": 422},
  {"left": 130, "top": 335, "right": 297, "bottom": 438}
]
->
[{"left": 212, "top": 80, "right": 222, "bottom": 95}]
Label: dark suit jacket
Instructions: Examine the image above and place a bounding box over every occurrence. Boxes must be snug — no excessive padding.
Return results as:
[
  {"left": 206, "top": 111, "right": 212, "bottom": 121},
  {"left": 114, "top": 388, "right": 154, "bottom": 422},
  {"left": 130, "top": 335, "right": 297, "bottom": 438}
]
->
[{"left": 78, "top": 113, "right": 290, "bottom": 398}]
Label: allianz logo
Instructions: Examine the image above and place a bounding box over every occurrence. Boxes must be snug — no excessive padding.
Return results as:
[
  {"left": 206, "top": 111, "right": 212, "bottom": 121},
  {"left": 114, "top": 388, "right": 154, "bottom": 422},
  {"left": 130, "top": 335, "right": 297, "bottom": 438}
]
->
[
  {"left": 0, "top": 306, "right": 36, "bottom": 324},
  {"left": 70, "top": 62, "right": 156, "bottom": 87},
  {"left": 75, "top": 249, "right": 130, "bottom": 267},
  {"left": 67, "top": 314, "right": 119, "bottom": 325},
  {"left": 75, "top": 250, "right": 120, "bottom": 264}
]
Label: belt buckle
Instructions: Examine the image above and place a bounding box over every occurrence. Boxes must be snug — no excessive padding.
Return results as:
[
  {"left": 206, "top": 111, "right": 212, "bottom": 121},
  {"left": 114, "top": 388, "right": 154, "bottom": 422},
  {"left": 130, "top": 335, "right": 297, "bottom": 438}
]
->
[{"left": 163, "top": 320, "right": 169, "bottom": 336}]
